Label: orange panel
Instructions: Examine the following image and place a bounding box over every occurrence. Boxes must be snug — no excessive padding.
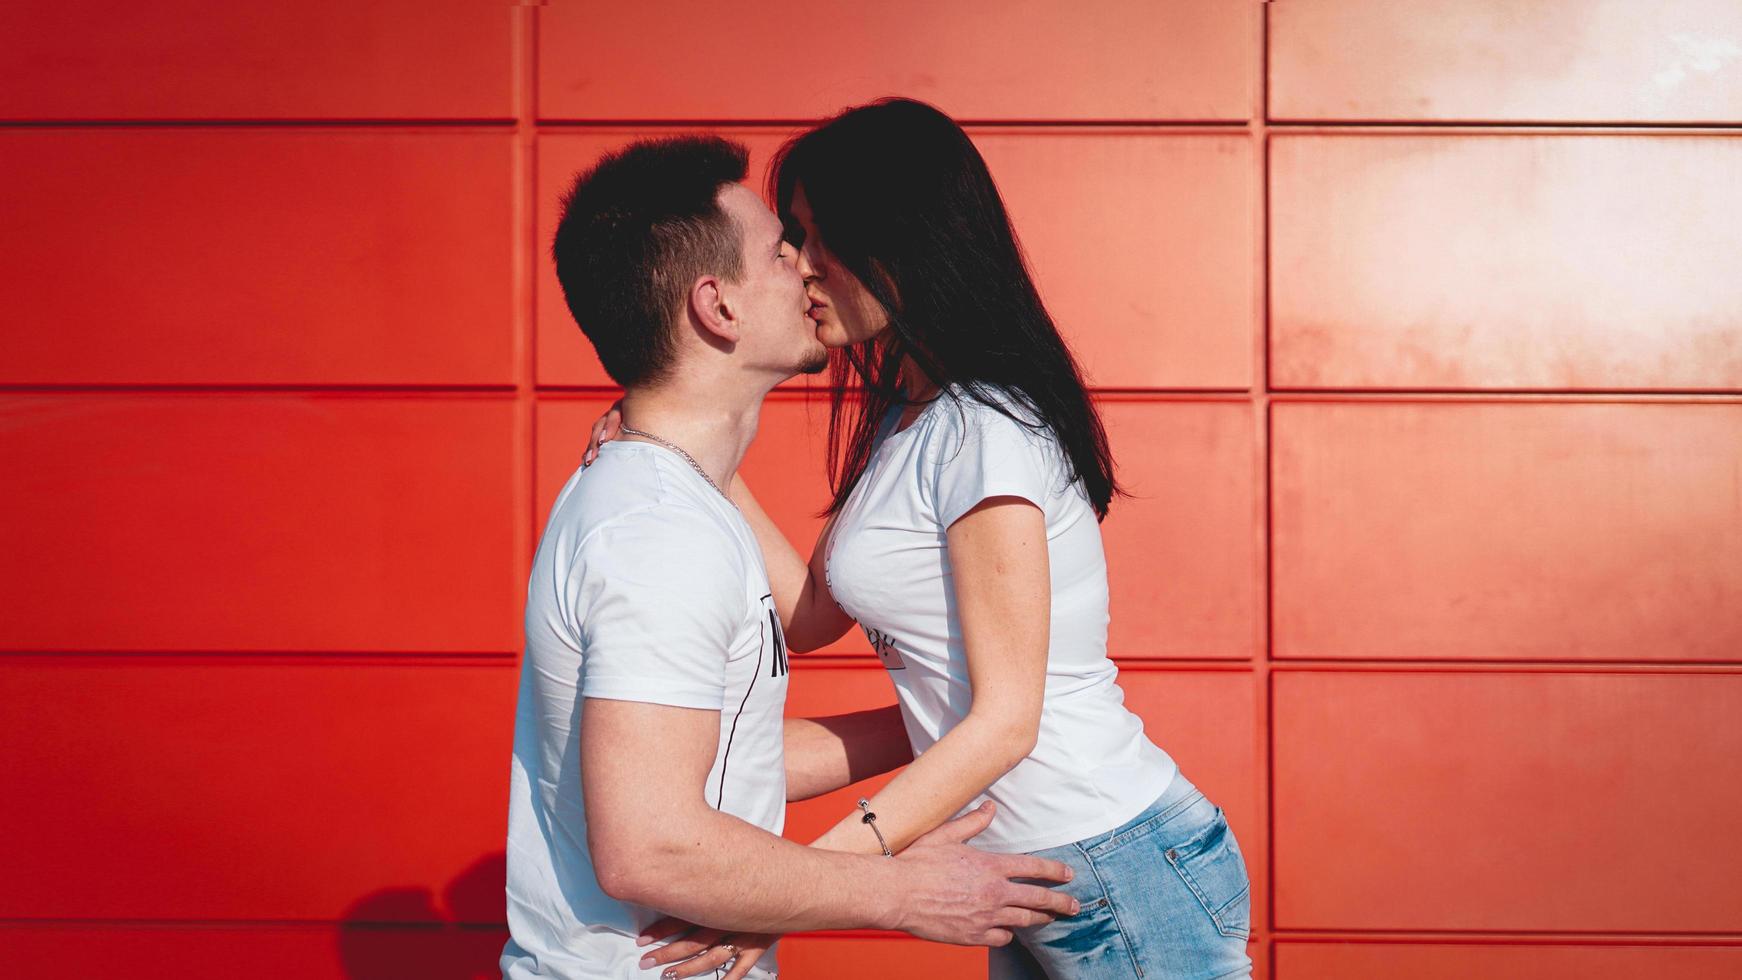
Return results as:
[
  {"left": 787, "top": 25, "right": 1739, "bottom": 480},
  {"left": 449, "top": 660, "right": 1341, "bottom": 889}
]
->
[
  {"left": 539, "top": 130, "right": 1253, "bottom": 390},
  {"left": 1272, "top": 670, "right": 1742, "bottom": 932},
  {"left": 1271, "top": 402, "right": 1742, "bottom": 661},
  {"left": 1116, "top": 669, "right": 1259, "bottom": 854},
  {"left": 0, "top": 395, "right": 521, "bottom": 653},
  {"left": 1271, "top": 135, "right": 1742, "bottom": 391},
  {"left": 1117, "top": 667, "right": 1262, "bottom": 927},
  {"left": 1102, "top": 399, "right": 1257, "bottom": 659},
  {"left": 783, "top": 664, "right": 904, "bottom": 844},
  {"left": 0, "top": 924, "right": 511, "bottom": 980},
  {"left": 1, "top": 130, "right": 514, "bottom": 386},
  {"left": 0, "top": 1, "right": 511, "bottom": 120},
  {"left": 971, "top": 132, "right": 1253, "bottom": 389},
  {"left": 538, "top": 0, "right": 1252, "bottom": 122},
  {"left": 0, "top": 659, "right": 512, "bottom": 919},
  {"left": 536, "top": 394, "right": 872, "bottom": 655},
  {"left": 780, "top": 933, "right": 985, "bottom": 977},
  {"left": 1276, "top": 942, "right": 1742, "bottom": 980},
  {"left": 1270, "top": 0, "right": 1742, "bottom": 124},
  {"left": 536, "top": 130, "right": 798, "bottom": 388}
]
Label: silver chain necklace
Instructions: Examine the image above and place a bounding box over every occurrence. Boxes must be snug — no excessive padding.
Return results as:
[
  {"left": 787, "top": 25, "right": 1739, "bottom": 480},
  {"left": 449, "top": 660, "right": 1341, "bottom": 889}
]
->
[{"left": 617, "top": 424, "right": 733, "bottom": 503}]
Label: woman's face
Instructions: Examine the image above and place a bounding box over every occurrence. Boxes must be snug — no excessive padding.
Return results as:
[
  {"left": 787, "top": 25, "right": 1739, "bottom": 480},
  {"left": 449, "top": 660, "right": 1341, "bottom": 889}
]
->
[{"left": 789, "top": 184, "right": 889, "bottom": 349}]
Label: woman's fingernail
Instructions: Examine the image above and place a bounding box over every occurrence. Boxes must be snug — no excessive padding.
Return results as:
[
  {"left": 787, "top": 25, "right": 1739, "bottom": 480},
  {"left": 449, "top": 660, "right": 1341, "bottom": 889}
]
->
[
  {"left": 638, "top": 954, "right": 654, "bottom": 968},
  {"left": 635, "top": 935, "right": 652, "bottom": 947},
  {"left": 1071, "top": 899, "right": 1081, "bottom": 914},
  {"left": 662, "top": 971, "right": 678, "bottom": 980}
]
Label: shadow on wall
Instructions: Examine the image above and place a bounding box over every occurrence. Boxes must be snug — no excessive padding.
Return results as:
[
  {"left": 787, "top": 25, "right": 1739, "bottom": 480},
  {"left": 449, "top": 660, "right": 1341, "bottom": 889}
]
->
[{"left": 339, "top": 852, "right": 508, "bottom": 979}]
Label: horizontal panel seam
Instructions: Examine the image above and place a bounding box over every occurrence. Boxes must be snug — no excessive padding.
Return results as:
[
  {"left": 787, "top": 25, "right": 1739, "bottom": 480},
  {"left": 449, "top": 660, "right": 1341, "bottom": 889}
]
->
[{"left": 0, "top": 119, "right": 516, "bottom": 129}]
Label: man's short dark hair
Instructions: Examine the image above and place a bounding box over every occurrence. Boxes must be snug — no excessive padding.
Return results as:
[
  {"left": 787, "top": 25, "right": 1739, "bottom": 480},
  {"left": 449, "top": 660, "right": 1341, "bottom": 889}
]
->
[{"left": 552, "top": 135, "right": 750, "bottom": 387}]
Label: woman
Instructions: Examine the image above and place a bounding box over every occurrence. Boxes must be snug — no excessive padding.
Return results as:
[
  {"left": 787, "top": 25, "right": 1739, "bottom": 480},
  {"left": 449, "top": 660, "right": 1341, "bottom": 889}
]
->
[{"left": 611, "top": 98, "right": 1251, "bottom": 980}]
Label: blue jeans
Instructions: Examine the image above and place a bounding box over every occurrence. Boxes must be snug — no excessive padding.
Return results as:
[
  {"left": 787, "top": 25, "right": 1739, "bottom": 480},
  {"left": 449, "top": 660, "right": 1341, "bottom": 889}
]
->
[{"left": 988, "top": 773, "right": 1252, "bottom": 980}]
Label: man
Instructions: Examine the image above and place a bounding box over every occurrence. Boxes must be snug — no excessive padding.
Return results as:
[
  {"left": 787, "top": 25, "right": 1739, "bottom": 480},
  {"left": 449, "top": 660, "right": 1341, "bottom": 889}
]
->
[{"left": 502, "top": 135, "right": 1077, "bottom": 980}]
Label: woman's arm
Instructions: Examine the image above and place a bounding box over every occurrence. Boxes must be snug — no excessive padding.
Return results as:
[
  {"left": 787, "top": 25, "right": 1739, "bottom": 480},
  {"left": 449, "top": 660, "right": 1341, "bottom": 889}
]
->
[
  {"left": 785, "top": 705, "right": 914, "bottom": 801},
  {"left": 729, "top": 475, "right": 856, "bottom": 653},
  {"left": 583, "top": 400, "right": 855, "bottom": 652},
  {"left": 810, "top": 496, "right": 1049, "bottom": 855}
]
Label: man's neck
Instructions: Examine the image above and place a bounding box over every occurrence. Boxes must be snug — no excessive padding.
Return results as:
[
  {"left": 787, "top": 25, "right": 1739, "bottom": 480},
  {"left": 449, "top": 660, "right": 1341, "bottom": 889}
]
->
[{"left": 616, "top": 379, "right": 766, "bottom": 493}]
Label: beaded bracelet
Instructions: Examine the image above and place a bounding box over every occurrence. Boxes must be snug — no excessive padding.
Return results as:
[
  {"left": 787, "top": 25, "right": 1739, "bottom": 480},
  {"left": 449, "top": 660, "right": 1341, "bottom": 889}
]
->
[{"left": 856, "top": 797, "right": 893, "bottom": 857}]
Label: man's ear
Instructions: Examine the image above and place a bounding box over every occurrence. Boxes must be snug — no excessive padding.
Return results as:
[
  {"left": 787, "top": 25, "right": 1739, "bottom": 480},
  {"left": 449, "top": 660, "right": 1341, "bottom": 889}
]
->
[{"left": 687, "top": 275, "right": 740, "bottom": 345}]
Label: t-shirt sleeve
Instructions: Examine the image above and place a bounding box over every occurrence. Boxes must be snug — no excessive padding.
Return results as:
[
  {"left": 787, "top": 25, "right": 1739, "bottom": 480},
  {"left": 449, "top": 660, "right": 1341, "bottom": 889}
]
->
[
  {"left": 930, "top": 398, "right": 1057, "bottom": 529},
  {"left": 573, "top": 507, "right": 744, "bottom": 711}
]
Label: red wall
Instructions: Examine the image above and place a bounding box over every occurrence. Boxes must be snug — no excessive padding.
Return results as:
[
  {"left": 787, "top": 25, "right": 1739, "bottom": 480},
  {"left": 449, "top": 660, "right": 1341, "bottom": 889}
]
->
[{"left": 3, "top": 2, "right": 1740, "bottom": 977}]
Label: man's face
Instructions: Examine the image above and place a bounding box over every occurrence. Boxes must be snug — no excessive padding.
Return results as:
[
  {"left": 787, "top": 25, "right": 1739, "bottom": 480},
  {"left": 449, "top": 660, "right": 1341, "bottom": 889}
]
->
[{"left": 716, "top": 183, "right": 828, "bottom": 378}]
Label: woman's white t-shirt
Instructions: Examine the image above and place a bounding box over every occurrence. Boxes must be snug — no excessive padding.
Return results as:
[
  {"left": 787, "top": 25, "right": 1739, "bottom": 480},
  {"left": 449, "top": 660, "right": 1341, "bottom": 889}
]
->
[{"left": 825, "top": 384, "right": 1176, "bottom": 853}]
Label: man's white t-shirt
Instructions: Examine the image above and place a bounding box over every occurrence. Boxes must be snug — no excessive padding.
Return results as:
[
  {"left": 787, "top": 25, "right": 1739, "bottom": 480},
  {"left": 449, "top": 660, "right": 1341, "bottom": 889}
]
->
[
  {"left": 503, "top": 441, "right": 789, "bottom": 979},
  {"left": 825, "top": 384, "right": 1176, "bottom": 854}
]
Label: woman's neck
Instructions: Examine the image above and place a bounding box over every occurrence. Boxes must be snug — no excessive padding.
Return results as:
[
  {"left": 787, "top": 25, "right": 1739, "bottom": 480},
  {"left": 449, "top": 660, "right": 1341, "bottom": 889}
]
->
[{"left": 898, "top": 356, "right": 939, "bottom": 402}]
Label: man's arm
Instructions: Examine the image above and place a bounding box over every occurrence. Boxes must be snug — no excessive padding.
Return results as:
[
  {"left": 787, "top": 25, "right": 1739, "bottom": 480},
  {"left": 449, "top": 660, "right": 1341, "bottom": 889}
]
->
[
  {"left": 784, "top": 705, "right": 914, "bottom": 802},
  {"left": 582, "top": 696, "right": 1076, "bottom": 942}
]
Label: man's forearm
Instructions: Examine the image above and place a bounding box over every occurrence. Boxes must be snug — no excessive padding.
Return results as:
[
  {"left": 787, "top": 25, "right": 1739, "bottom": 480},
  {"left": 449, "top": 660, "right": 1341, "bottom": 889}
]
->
[
  {"left": 605, "top": 807, "right": 905, "bottom": 934},
  {"left": 784, "top": 705, "right": 914, "bottom": 801}
]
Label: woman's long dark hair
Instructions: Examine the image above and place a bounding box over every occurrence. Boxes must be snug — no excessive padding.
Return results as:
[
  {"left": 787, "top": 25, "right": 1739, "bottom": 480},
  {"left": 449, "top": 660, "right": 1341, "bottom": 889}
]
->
[{"left": 771, "top": 97, "right": 1121, "bottom": 519}]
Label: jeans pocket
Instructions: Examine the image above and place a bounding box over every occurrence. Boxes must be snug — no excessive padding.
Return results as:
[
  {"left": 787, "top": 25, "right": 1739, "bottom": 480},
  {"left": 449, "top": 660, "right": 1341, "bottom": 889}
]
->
[
  {"left": 1010, "top": 851, "right": 1141, "bottom": 980},
  {"left": 1162, "top": 806, "right": 1251, "bottom": 940}
]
